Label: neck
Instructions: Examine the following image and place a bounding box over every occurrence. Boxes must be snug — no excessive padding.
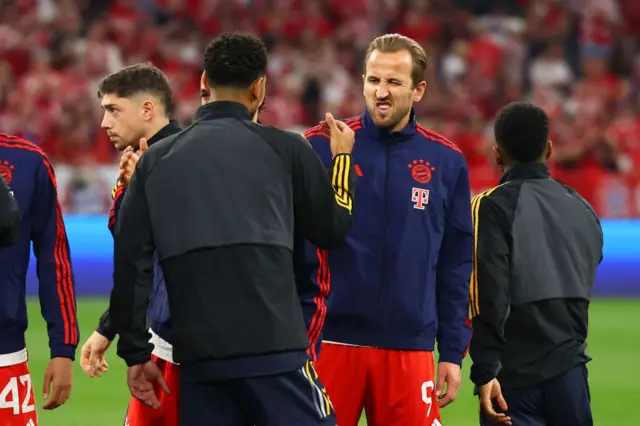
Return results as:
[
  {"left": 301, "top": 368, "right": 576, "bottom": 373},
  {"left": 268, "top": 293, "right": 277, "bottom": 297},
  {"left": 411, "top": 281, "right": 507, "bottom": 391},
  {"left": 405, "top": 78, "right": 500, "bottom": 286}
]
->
[
  {"left": 502, "top": 161, "right": 544, "bottom": 173},
  {"left": 206, "top": 90, "right": 253, "bottom": 113},
  {"left": 143, "top": 118, "right": 170, "bottom": 141},
  {"left": 390, "top": 110, "right": 412, "bottom": 133}
]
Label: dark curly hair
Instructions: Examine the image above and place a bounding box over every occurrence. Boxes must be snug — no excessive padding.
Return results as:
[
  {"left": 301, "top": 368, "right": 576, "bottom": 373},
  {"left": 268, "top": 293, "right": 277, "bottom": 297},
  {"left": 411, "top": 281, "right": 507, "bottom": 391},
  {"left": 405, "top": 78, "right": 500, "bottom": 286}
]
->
[
  {"left": 494, "top": 102, "right": 549, "bottom": 163},
  {"left": 97, "top": 63, "right": 173, "bottom": 114},
  {"left": 203, "top": 33, "right": 268, "bottom": 89}
]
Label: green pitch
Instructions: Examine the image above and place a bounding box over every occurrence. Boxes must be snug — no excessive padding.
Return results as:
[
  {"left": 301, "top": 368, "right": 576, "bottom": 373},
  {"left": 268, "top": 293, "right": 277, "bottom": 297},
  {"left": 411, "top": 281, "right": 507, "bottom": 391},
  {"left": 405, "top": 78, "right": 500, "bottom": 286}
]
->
[{"left": 25, "top": 298, "right": 639, "bottom": 426}]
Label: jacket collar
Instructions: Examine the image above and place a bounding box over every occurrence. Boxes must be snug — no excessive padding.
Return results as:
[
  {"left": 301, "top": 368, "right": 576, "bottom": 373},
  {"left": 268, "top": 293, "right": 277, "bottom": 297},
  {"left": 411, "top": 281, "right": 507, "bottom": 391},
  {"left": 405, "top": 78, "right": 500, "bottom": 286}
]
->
[
  {"left": 147, "top": 120, "right": 181, "bottom": 146},
  {"left": 500, "top": 162, "right": 551, "bottom": 184},
  {"left": 194, "top": 101, "right": 252, "bottom": 122},
  {"left": 361, "top": 107, "right": 417, "bottom": 140}
]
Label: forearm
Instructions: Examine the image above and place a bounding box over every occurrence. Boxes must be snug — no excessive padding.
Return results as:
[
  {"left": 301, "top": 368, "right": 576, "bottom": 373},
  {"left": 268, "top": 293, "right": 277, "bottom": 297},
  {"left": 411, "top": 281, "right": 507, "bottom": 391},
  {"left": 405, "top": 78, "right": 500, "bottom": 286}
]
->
[
  {"left": 37, "top": 249, "right": 79, "bottom": 359},
  {"left": 436, "top": 276, "right": 473, "bottom": 366},
  {"left": 469, "top": 318, "right": 504, "bottom": 386}
]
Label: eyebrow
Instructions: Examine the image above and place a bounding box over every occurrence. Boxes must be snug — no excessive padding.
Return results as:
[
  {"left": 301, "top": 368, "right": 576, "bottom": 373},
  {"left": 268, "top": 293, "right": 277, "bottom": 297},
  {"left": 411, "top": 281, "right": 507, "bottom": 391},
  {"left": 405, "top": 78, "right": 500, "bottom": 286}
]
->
[{"left": 101, "top": 103, "right": 117, "bottom": 110}]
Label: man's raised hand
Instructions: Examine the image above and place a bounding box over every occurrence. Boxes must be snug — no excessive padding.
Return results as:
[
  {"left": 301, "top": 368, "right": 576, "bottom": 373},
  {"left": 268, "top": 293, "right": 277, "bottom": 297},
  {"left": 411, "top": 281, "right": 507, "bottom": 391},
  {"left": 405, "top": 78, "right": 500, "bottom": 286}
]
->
[
  {"left": 119, "top": 138, "right": 148, "bottom": 185},
  {"left": 323, "top": 113, "right": 355, "bottom": 157}
]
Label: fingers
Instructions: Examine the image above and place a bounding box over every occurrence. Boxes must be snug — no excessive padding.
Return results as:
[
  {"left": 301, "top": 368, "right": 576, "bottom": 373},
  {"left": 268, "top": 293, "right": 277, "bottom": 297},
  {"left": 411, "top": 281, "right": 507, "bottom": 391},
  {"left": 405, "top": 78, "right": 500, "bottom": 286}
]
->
[
  {"left": 139, "top": 138, "right": 148, "bottom": 152},
  {"left": 435, "top": 371, "right": 445, "bottom": 399},
  {"left": 480, "top": 396, "right": 512, "bottom": 425},
  {"left": 80, "top": 345, "right": 91, "bottom": 376},
  {"left": 438, "top": 393, "right": 454, "bottom": 408},
  {"left": 42, "top": 370, "right": 52, "bottom": 401},
  {"left": 438, "top": 379, "right": 459, "bottom": 408},
  {"left": 100, "top": 359, "right": 109, "bottom": 372},
  {"left": 325, "top": 113, "right": 338, "bottom": 131},
  {"left": 497, "top": 394, "right": 509, "bottom": 411},
  {"left": 129, "top": 382, "right": 161, "bottom": 410},
  {"left": 157, "top": 373, "right": 171, "bottom": 395},
  {"left": 42, "top": 383, "right": 71, "bottom": 410},
  {"left": 88, "top": 351, "right": 104, "bottom": 378},
  {"left": 323, "top": 114, "right": 349, "bottom": 132}
]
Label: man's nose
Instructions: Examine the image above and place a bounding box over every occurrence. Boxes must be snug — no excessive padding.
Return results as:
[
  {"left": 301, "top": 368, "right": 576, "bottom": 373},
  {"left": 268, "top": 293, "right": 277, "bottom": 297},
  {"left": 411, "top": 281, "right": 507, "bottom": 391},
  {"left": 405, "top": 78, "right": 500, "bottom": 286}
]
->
[{"left": 376, "top": 84, "right": 390, "bottom": 99}]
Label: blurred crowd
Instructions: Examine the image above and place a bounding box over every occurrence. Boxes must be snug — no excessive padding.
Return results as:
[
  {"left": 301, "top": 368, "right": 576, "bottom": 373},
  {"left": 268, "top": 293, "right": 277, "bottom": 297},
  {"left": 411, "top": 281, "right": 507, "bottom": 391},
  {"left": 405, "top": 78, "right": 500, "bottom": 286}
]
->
[{"left": 0, "top": 0, "right": 639, "bottom": 216}]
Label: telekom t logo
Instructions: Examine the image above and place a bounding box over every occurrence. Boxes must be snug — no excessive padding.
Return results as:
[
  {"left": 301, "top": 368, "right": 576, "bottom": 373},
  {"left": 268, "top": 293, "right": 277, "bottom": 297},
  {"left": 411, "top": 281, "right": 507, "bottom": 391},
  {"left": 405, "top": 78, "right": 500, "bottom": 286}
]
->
[{"left": 412, "top": 187, "right": 429, "bottom": 210}]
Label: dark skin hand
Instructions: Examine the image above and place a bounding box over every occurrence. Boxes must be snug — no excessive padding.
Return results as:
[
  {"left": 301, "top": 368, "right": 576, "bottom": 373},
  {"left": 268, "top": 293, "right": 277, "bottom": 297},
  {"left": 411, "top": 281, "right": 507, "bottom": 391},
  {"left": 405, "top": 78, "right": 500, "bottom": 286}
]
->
[{"left": 42, "top": 357, "right": 73, "bottom": 410}]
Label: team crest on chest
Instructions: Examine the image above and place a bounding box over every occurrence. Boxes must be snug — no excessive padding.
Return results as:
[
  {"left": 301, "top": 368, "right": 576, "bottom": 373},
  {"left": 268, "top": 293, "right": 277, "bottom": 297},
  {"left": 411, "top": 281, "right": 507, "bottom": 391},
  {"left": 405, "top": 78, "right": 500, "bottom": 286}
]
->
[
  {"left": 0, "top": 160, "right": 15, "bottom": 185},
  {"left": 407, "top": 159, "right": 435, "bottom": 184}
]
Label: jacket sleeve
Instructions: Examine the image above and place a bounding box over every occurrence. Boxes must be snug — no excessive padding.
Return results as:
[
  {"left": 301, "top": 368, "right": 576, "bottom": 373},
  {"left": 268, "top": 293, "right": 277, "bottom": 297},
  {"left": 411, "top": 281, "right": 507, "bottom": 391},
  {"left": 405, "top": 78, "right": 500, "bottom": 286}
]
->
[
  {"left": 98, "top": 179, "right": 127, "bottom": 340},
  {"left": 96, "top": 309, "right": 116, "bottom": 341},
  {"left": 468, "top": 194, "right": 511, "bottom": 386},
  {"left": 108, "top": 179, "right": 126, "bottom": 235},
  {"left": 0, "top": 174, "right": 19, "bottom": 246},
  {"left": 109, "top": 157, "right": 154, "bottom": 367},
  {"left": 291, "top": 134, "right": 357, "bottom": 249},
  {"left": 30, "top": 154, "right": 79, "bottom": 359},
  {"left": 435, "top": 158, "right": 474, "bottom": 366}
]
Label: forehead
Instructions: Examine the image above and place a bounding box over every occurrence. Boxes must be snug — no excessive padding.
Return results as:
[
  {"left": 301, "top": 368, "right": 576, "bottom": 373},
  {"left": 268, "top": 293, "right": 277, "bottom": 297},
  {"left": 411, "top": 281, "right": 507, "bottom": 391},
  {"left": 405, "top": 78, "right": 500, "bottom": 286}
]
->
[
  {"left": 100, "top": 93, "right": 133, "bottom": 108},
  {"left": 365, "top": 50, "right": 413, "bottom": 80}
]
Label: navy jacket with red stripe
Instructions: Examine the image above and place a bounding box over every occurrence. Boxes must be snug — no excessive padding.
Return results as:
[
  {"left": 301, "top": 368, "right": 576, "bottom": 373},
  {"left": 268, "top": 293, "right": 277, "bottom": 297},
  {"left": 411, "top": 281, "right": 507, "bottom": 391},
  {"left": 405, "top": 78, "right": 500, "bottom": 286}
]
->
[
  {"left": 0, "top": 133, "right": 78, "bottom": 359},
  {"left": 303, "top": 109, "right": 473, "bottom": 366}
]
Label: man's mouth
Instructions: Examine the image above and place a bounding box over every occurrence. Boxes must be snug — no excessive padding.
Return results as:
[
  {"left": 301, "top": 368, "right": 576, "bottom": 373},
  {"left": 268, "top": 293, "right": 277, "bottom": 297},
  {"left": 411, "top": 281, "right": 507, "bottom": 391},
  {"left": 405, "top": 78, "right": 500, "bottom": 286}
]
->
[{"left": 376, "top": 102, "right": 391, "bottom": 112}]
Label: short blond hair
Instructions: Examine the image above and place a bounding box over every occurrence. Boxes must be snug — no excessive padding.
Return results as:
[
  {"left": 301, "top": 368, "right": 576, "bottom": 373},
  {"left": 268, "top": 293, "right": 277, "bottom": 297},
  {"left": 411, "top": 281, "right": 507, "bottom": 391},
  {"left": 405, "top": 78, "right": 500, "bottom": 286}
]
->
[{"left": 363, "top": 34, "right": 428, "bottom": 87}]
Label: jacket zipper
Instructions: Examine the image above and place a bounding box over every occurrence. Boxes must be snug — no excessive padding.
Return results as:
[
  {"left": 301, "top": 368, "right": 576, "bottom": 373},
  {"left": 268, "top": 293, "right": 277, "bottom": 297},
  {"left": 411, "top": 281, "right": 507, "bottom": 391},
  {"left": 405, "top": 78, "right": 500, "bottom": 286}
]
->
[{"left": 379, "top": 142, "right": 391, "bottom": 328}]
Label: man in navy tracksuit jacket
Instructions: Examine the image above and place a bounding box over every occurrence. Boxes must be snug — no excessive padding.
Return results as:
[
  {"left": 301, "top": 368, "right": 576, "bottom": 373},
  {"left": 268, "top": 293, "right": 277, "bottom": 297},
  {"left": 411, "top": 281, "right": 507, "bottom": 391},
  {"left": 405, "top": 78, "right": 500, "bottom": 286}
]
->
[
  {"left": 0, "top": 132, "right": 79, "bottom": 425},
  {"left": 306, "top": 34, "right": 474, "bottom": 426}
]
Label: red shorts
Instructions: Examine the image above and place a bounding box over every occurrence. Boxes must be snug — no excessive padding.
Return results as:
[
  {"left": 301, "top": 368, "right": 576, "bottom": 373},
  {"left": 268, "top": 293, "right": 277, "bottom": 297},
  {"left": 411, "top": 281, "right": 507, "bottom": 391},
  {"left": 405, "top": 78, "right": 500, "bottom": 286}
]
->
[
  {"left": 125, "top": 355, "right": 180, "bottom": 426},
  {"left": 315, "top": 343, "right": 441, "bottom": 426},
  {"left": 0, "top": 361, "right": 38, "bottom": 426}
]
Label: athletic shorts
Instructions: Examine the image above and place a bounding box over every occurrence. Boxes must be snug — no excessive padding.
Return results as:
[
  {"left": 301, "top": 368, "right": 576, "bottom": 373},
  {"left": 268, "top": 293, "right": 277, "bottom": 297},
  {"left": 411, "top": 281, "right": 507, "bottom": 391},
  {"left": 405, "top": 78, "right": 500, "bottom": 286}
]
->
[
  {"left": 0, "top": 349, "right": 37, "bottom": 426},
  {"left": 315, "top": 343, "right": 441, "bottom": 426}
]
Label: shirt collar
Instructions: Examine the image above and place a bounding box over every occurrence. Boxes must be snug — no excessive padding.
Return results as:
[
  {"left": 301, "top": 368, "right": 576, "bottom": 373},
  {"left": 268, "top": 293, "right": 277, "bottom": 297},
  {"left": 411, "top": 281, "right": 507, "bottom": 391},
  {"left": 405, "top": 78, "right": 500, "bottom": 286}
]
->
[
  {"left": 500, "top": 162, "right": 551, "bottom": 184},
  {"left": 361, "top": 107, "right": 417, "bottom": 140}
]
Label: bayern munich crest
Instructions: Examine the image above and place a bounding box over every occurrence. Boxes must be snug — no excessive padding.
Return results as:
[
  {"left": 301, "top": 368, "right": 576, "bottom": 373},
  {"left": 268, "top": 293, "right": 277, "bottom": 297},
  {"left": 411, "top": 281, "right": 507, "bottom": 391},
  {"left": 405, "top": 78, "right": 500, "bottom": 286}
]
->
[
  {"left": 0, "top": 160, "right": 15, "bottom": 185},
  {"left": 408, "top": 159, "right": 435, "bottom": 184}
]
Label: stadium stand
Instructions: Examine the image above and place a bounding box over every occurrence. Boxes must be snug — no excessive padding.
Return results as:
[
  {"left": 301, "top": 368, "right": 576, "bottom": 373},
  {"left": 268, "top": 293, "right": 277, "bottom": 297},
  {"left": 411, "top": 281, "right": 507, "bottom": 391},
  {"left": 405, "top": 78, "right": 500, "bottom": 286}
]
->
[{"left": 0, "top": 0, "right": 638, "bottom": 216}]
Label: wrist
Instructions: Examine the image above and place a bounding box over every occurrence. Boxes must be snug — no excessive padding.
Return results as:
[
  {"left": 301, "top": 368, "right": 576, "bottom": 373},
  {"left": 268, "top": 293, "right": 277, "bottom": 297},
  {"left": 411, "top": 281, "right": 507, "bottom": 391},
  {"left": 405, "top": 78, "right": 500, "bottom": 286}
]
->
[{"left": 50, "top": 344, "right": 76, "bottom": 361}]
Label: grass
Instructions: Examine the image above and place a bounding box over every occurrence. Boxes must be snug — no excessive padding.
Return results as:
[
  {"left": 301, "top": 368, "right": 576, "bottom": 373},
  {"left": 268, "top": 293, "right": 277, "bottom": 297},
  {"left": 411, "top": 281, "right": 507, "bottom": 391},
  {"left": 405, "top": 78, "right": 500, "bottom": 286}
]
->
[{"left": 25, "top": 298, "right": 640, "bottom": 425}]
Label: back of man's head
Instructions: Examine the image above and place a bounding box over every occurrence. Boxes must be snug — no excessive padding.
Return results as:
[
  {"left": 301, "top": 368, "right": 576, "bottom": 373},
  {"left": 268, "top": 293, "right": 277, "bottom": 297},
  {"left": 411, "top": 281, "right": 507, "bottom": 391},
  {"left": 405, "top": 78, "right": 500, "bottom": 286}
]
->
[
  {"left": 203, "top": 33, "right": 268, "bottom": 89},
  {"left": 494, "top": 102, "right": 550, "bottom": 164}
]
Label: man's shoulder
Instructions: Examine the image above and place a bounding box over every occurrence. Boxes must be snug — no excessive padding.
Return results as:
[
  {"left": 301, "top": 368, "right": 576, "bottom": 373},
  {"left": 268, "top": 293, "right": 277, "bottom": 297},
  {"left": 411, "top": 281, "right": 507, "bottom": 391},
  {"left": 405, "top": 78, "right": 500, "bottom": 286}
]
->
[
  {"left": 0, "top": 132, "right": 49, "bottom": 166},
  {"left": 246, "top": 122, "right": 310, "bottom": 150},
  {"left": 412, "top": 123, "right": 465, "bottom": 161},
  {"left": 473, "top": 181, "right": 520, "bottom": 220}
]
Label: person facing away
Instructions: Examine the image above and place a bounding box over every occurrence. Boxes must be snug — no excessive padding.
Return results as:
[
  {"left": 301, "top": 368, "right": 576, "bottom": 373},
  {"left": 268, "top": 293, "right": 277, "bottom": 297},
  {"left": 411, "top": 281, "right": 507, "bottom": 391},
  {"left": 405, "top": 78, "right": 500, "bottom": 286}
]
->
[
  {"left": 469, "top": 102, "right": 603, "bottom": 426},
  {"left": 108, "top": 32, "right": 357, "bottom": 426}
]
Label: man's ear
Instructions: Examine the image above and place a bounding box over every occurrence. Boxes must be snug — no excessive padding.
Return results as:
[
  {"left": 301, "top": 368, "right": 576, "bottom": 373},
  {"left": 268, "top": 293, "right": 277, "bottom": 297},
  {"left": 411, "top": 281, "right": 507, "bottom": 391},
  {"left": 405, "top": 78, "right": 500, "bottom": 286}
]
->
[
  {"left": 412, "top": 80, "right": 427, "bottom": 102},
  {"left": 546, "top": 140, "right": 553, "bottom": 161},
  {"left": 201, "top": 72, "right": 209, "bottom": 91},
  {"left": 493, "top": 146, "right": 503, "bottom": 168},
  {"left": 252, "top": 77, "right": 266, "bottom": 103},
  {"left": 141, "top": 100, "right": 155, "bottom": 121}
]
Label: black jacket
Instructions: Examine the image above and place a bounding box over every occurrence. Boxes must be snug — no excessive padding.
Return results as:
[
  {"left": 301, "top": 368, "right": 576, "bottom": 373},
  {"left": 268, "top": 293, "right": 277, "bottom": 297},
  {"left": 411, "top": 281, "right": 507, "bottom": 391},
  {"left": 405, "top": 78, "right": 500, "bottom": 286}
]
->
[
  {"left": 109, "top": 101, "right": 356, "bottom": 376},
  {"left": 97, "top": 120, "right": 182, "bottom": 342},
  {"left": 0, "top": 174, "right": 19, "bottom": 247},
  {"left": 469, "top": 163, "right": 603, "bottom": 390}
]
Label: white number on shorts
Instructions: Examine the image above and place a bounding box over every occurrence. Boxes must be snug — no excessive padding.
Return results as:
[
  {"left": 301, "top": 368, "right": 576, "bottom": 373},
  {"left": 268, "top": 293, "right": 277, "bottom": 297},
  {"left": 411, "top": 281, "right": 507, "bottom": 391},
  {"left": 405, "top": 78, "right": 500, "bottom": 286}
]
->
[
  {"left": 421, "top": 380, "right": 435, "bottom": 418},
  {"left": 0, "top": 375, "right": 35, "bottom": 415}
]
